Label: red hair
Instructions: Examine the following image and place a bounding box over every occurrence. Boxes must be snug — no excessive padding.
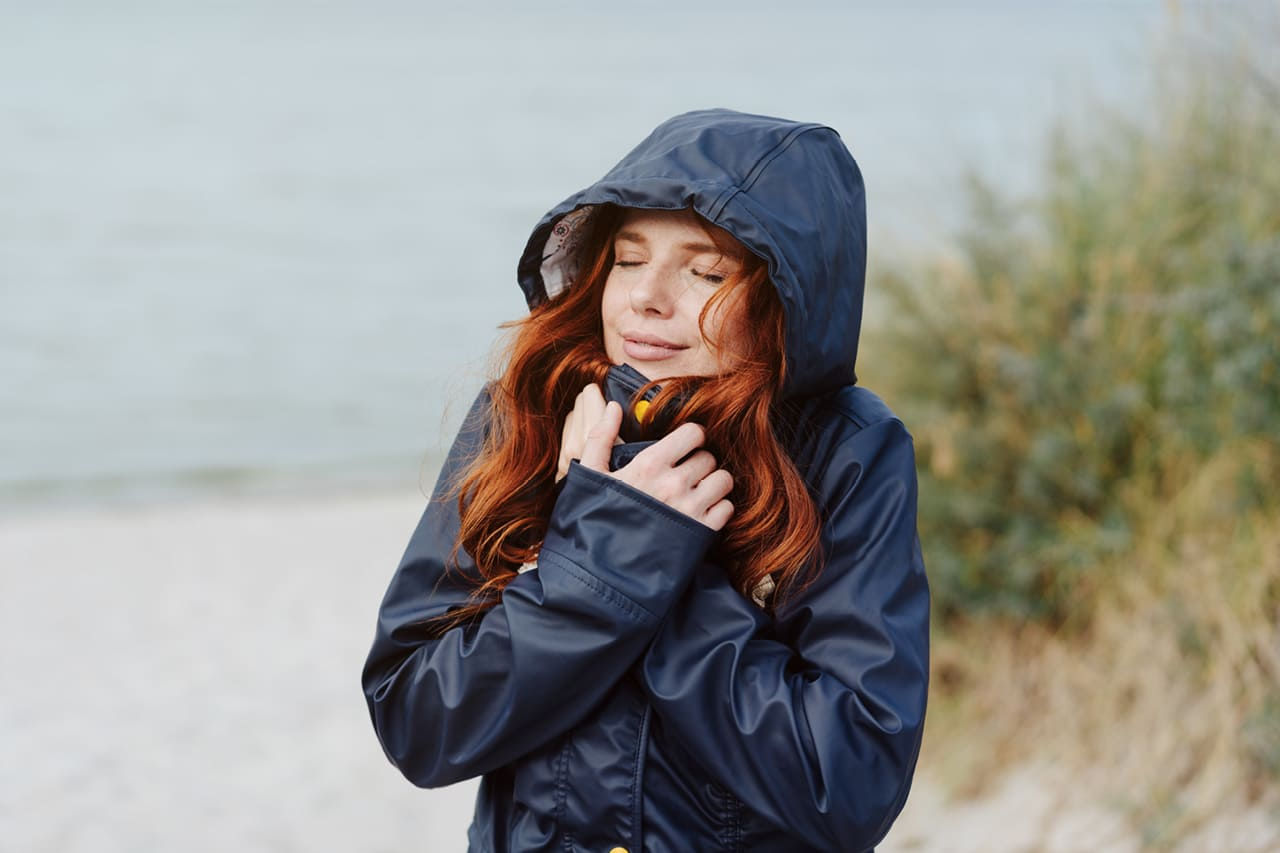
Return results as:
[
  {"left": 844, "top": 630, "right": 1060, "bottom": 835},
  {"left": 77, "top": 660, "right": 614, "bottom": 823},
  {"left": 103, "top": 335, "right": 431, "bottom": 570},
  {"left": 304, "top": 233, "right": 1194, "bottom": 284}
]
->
[{"left": 442, "top": 205, "right": 821, "bottom": 625}]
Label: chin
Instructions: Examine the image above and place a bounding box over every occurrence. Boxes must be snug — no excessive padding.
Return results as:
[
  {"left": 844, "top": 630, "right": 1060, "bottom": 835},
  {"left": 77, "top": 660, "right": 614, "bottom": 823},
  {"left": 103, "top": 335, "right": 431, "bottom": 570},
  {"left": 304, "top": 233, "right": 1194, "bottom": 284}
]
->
[
  {"left": 635, "top": 363, "right": 707, "bottom": 383},
  {"left": 619, "top": 361, "right": 663, "bottom": 381}
]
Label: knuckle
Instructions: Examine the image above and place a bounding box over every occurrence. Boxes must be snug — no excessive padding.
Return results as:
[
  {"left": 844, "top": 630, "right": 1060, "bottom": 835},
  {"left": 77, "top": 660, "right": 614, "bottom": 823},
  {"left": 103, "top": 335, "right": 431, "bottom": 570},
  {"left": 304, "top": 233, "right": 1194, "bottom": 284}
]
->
[
  {"left": 655, "top": 473, "right": 679, "bottom": 498},
  {"left": 665, "top": 476, "right": 692, "bottom": 503}
]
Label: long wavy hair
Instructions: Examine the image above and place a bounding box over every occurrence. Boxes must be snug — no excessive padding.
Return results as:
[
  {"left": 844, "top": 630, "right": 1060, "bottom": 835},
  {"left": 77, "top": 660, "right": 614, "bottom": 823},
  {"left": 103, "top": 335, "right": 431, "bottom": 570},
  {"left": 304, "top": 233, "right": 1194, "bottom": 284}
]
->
[{"left": 442, "top": 204, "right": 822, "bottom": 625}]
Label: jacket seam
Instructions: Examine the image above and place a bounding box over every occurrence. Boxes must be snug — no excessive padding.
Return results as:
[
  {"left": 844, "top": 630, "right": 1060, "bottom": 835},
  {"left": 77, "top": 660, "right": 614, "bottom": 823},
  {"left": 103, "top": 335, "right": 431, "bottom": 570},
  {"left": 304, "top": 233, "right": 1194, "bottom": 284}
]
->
[
  {"left": 819, "top": 396, "right": 902, "bottom": 432},
  {"left": 707, "top": 124, "right": 827, "bottom": 220},
  {"left": 537, "top": 547, "right": 657, "bottom": 622},
  {"left": 741, "top": 124, "right": 827, "bottom": 194},
  {"left": 630, "top": 705, "right": 651, "bottom": 850}
]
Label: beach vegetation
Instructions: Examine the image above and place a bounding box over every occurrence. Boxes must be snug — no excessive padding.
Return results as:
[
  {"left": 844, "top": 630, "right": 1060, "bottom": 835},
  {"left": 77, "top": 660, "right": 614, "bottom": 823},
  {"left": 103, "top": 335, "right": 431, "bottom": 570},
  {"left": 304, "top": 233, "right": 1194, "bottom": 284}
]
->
[{"left": 863, "top": 7, "right": 1280, "bottom": 842}]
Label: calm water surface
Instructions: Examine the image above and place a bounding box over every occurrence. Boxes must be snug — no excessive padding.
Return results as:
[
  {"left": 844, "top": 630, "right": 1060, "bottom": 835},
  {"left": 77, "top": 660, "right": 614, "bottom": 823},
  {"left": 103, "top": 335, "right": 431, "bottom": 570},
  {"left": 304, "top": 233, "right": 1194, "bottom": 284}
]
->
[{"left": 0, "top": 1, "right": 1169, "bottom": 511}]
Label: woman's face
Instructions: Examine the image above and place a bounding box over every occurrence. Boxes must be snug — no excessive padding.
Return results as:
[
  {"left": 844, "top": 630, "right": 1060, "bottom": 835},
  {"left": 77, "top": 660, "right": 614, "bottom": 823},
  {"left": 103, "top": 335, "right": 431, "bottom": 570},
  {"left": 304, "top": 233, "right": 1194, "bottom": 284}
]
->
[{"left": 600, "top": 208, "right": 747, "bottom": 381}]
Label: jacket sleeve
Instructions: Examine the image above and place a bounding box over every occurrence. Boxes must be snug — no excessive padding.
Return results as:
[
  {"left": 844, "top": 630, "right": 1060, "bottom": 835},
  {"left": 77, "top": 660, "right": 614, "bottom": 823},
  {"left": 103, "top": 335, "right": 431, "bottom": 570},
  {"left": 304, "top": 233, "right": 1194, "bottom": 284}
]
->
[
  {"left": 362, "top": 389, "right": 717, "bottom": 788},
  {"left": 638, "top": 416, "right": 930, "bottom": 851}
]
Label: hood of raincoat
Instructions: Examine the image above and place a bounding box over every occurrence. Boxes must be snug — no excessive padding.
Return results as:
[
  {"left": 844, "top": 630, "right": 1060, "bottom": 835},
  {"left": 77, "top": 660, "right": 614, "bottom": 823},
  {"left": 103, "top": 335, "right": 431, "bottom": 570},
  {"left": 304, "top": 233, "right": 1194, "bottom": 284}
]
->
[{"left": 516, "top": 108, "right": 867, "bottom": 399}]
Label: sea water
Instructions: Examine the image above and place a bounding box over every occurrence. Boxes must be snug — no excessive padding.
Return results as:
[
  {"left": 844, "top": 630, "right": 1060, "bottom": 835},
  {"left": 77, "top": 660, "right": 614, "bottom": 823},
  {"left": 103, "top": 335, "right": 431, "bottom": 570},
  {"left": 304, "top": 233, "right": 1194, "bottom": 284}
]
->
[{"left": 0, "top": 0, "right": 1168, "bottom": 511}]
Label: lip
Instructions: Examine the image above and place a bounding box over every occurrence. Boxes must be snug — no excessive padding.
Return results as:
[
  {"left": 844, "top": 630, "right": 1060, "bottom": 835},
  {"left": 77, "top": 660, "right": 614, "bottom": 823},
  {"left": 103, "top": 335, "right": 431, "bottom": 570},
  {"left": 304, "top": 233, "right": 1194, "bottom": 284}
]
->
[
  {"left": 623, "top": 332, "right": 684, "bottom": 349},
  {"left": 621, "top": 331, "right": 687, "bottom": 361}
]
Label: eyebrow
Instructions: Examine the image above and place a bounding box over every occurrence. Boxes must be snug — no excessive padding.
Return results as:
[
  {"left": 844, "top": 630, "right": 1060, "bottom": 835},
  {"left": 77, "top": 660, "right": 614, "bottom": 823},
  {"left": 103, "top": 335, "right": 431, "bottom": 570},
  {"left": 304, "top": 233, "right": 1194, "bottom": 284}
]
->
[{"left": 614, "top": 229, "right": 734, "bottom": 259}]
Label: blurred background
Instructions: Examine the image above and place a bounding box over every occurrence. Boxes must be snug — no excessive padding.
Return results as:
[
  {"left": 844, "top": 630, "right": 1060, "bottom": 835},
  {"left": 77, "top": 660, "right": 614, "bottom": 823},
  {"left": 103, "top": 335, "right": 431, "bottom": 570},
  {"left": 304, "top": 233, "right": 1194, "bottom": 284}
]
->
[{"left": 2, "top": 1, "right": 1276, "bottom": 850}]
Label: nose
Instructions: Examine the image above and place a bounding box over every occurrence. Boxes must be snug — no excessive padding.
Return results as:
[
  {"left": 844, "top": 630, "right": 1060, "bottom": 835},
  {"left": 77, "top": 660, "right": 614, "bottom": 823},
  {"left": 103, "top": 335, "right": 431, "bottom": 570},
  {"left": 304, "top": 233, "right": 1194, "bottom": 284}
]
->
[{"left": 627, "top": 265, "right": 677, "bottom": 316}]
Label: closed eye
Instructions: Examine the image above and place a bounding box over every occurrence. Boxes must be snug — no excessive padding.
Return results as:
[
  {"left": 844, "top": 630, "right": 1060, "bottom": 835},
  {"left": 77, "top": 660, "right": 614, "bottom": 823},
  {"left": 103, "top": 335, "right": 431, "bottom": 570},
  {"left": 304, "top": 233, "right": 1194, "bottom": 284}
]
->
[{"left": 692, "top": 268, "right": 726, "bottom": 285}]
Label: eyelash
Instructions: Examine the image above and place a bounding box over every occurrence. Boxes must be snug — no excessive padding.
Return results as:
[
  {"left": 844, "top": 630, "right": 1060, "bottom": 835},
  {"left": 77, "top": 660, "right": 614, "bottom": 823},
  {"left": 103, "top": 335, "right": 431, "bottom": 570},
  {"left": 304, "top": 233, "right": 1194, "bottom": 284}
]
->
[{"left": 614, "top": 260, "right": 725, "bottom": 284}]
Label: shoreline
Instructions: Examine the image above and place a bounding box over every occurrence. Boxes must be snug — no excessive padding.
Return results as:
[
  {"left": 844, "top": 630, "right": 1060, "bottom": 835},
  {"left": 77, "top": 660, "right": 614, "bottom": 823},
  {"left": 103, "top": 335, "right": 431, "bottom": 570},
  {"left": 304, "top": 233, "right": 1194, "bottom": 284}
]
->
[{"left": 0, "top": 455, "right": 447, "bottom": 523}]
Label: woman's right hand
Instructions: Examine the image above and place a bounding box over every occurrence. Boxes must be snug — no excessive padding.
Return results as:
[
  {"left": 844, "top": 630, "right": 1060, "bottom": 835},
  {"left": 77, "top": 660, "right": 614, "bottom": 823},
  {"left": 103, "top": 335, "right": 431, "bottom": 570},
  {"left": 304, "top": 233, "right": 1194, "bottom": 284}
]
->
[{"left": 579, "top": 401, "right": 735, "bottom": 532}]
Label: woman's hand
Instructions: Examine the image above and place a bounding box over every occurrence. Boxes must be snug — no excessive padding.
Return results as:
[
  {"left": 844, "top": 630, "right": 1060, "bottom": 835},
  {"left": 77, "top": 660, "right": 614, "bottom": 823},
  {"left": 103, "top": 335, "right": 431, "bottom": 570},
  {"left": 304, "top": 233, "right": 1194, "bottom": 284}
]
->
[
  {"left": 557, "top": 384, "right": 616, "bottom": 483},
  {"left": 579, "top": 401, "right": 735, "bottom": 532}
]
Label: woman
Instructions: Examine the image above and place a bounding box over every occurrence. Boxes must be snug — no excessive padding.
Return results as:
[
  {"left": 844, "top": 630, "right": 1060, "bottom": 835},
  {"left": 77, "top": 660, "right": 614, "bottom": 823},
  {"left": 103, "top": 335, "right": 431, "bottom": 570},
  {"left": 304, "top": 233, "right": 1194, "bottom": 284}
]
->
[{"left": 362, "top": 109, "right": 929, "bottom": 852}]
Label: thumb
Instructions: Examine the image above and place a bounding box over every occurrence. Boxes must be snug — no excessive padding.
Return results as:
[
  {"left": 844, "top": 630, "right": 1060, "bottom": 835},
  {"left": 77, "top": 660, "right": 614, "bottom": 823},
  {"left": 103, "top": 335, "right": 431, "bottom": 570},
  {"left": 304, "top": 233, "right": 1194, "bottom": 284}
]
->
[{"left": 579, "top": 401, "right": 623, "bottom": 472}]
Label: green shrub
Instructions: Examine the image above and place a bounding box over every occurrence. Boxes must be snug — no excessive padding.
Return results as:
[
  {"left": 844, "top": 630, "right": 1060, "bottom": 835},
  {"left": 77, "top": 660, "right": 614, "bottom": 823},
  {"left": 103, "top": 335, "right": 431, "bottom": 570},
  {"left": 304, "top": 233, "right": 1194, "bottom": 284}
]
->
[{"left": 869, "top": 33, "right": 1280, "bottom": 624}]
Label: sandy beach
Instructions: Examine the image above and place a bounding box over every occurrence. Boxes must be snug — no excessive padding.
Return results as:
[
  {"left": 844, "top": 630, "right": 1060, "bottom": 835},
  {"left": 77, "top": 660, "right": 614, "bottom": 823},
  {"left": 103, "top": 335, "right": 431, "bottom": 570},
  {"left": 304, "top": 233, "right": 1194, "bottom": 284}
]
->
[
  {"left": 3, "top": 491, "right": 1267, "bottom": 852},
  {"left": 3, "top": 491, "right": 480, "bottom": 851}
]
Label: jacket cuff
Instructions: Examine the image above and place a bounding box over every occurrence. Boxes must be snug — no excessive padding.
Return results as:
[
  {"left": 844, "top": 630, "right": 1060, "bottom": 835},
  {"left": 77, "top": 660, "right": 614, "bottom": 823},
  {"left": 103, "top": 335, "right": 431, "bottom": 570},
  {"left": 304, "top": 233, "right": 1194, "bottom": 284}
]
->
[{"left": 538, "top": 461, "right": 716, "bottom": 622}]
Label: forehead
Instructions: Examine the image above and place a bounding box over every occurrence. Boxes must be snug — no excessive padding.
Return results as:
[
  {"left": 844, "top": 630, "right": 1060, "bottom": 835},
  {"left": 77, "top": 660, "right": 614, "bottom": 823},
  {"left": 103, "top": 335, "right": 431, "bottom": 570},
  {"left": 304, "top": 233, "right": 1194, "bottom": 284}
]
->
[{"left": 615, "top": 208, "right": 720, "bottom": 248}]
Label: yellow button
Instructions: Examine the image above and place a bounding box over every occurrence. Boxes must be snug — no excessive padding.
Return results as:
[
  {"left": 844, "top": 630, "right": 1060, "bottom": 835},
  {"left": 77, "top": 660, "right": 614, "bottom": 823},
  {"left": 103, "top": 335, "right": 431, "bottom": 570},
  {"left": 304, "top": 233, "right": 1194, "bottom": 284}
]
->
[
  {"left": 608, "top": 848, "right": 629, "bottom": 853},
  {"left": 633, "top": 399, "right": 650, "bottom": 422}
]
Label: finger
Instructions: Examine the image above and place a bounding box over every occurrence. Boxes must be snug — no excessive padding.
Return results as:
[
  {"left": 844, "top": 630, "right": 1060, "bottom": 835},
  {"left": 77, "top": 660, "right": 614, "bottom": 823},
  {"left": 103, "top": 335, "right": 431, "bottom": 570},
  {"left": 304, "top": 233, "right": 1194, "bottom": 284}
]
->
[
  {"left": 694, "top": 468, "right": 734, "bottom": 506},
  {"left": 557, "top": 407, "right": 580, "bottom": 482},
  {"left": 580, "top": 383, "right": 606, "bottom": 423},
  {"left": 640, "top": 423, "right": 707, "bottom": 468},
  {"left": 561, "top": 404, "right": 578, "bottom": 447},
  {"left": 580, "top": 401, "right": 623, "bottom": 472},
  {"left": 702, "top": 499, "right": 734, "bottom": 532},
  {"left": 570, "top": 384, "right": 603, "bottom": 447},
  {"left": 675, "top": 449, "right": 717, "bottom": 486}
]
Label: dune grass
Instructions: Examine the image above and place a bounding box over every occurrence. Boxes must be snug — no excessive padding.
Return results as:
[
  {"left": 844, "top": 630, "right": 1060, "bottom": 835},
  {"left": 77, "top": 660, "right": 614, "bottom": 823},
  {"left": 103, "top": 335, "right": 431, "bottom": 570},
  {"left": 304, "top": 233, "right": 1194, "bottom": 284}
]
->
[{"left": 862, "top": 8, "right": 1280, "bottom": 844}]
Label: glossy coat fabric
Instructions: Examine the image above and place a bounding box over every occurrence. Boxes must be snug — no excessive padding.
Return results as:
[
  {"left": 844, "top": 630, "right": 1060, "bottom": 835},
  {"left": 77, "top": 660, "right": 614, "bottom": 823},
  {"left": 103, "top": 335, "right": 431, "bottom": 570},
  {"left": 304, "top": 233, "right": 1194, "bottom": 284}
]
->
[{"left": 363, "top": 108, "right": 929, "bottom": 852}]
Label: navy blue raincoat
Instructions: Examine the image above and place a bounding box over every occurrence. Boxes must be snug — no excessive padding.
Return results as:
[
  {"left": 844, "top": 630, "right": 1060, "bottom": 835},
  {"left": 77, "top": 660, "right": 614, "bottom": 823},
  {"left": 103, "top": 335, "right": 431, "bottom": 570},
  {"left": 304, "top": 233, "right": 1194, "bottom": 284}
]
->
[{"left": 363, "top": 109, "right": 930, "bottom": 852}]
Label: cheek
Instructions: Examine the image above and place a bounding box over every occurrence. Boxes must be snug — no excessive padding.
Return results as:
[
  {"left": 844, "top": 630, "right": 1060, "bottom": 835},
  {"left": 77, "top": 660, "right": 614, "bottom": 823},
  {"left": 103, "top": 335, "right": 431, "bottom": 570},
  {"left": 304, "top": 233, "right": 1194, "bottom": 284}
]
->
[
  {"left": 600, "top": 275, "right": 627, "bottom": 353},
  {"left": 600, "top": 272, "right": 626, "bottom": 319}
]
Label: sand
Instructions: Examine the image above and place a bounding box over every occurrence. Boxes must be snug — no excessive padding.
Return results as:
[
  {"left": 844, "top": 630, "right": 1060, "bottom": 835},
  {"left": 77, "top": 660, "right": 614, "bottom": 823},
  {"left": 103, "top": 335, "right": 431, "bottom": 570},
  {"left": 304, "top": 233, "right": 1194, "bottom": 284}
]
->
[
  {"left": 2, "top": 491, "right": 1266, "bottom": 851},
  {"left": 2, "top": 491, "right": 478, "bottom": 851}
]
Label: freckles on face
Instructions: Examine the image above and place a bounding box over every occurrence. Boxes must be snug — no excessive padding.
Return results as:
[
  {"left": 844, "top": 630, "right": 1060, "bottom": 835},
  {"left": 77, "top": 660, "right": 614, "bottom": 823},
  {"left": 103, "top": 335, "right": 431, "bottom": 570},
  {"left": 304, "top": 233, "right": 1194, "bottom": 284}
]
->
[{"left": 600, "top": 209, "right": 748, "bottom": 381}]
